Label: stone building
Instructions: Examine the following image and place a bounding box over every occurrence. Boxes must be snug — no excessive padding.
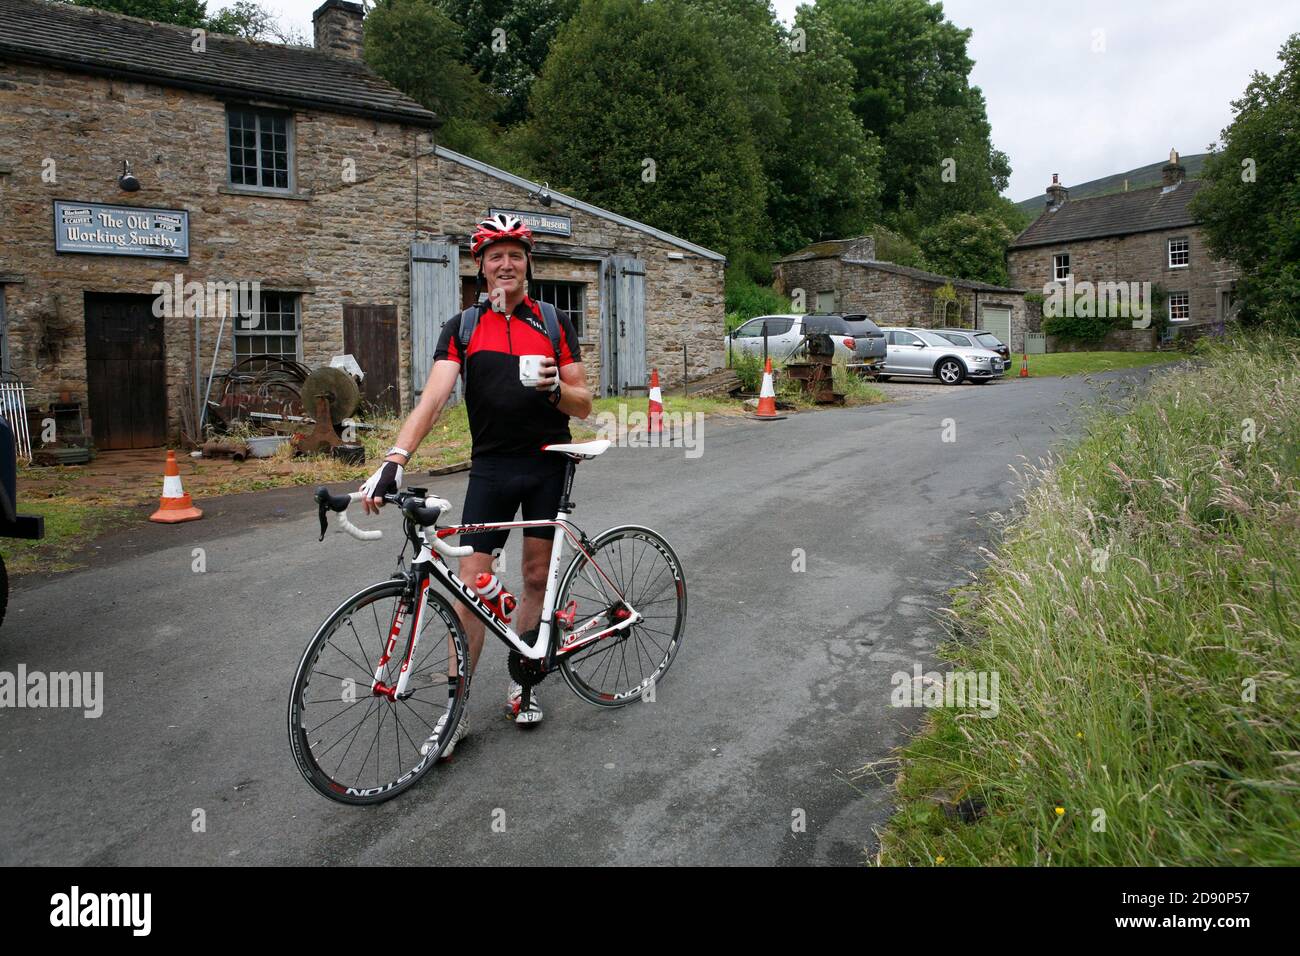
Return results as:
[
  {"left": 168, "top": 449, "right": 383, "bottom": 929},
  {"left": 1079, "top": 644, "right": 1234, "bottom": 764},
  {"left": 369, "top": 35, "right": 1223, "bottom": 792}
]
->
[
  {"left": 0, "top": 0, "right": 724, "bottom": 449},
  {"left": 772, "top": 235, "right": 1028, "bottom": 352},
  {"left": 1007, "top": 151, "right": 1239, "bottom": 350}
]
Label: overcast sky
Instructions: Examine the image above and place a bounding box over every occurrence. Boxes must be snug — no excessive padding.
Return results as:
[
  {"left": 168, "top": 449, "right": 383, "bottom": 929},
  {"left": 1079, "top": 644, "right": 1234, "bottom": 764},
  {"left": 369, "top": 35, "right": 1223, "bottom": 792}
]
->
[{"left": 264, "top": 0, "right": 1299, "bottom": 201}]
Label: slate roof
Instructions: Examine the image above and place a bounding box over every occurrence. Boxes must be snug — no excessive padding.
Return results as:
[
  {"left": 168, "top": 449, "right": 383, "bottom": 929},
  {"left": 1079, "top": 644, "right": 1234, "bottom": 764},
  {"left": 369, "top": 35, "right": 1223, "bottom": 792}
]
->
[
  {"left": 1011, "top": 179, "right": 1204, "bottom": 249},
  {"left": 842, "top": 259, "right": 1024, "bottom": 294},
  {"left": 775, "top": 237, "right": 873, "bottom": 263},
  {"left": 0, "top": 0, "right": 438, "bottom": 127}
]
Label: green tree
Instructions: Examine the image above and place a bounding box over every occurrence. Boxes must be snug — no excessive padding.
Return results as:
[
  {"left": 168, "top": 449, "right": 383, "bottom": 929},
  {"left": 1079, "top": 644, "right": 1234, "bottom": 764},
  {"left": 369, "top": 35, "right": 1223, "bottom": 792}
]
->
[
  {"left": 69, "top": 0, "right": 209, "bottom": 26},
  {"left": 435, "top": 0, "right": 579, "bottom": 127},
  {"left": 818, "top": 0, "right": 1009, "bottom": 236},
  {"left": 765, "top": 4, "right": 882, "bottom": 253},
  {"left": 68, "top": 0, "right": 303, "bottom": 41},
  {"left": 1190, "top": 34, "right": 1300, "bottom": 334},
  {"left": 920, "top": 212, "right": 1013, "bottom": 285},
  {"left": 521, "top": 0, "right": 765, "bottom": 258},
  {"left": 364, "top": 0, "right": 505, "bottom": 161}
]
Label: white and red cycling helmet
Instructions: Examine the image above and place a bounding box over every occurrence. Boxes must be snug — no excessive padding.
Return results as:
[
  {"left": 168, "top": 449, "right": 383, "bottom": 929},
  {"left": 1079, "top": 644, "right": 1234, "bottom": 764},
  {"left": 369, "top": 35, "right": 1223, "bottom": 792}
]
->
[{"left": 470, "top": 213, "right": 535, "bottom": 259}]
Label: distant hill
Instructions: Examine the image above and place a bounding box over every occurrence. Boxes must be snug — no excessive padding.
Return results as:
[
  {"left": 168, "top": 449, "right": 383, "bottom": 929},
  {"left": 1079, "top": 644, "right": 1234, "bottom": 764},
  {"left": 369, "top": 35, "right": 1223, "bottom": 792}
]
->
[{"left": 1014, "top": 153, "right": 1209, "bottom": 217}]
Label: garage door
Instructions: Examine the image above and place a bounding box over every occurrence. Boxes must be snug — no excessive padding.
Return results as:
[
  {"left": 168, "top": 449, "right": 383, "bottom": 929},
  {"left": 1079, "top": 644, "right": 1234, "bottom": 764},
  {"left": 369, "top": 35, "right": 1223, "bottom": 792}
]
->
[{"left": 981, "top": 306, "right": 1011, "bottom": 349}]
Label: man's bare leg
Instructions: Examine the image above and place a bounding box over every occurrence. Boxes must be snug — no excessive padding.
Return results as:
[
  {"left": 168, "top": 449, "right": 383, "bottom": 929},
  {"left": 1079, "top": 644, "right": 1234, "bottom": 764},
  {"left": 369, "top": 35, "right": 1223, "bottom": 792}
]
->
[
  {"left": 518, "top": 535, "right": 556, "bottom": 635},
  {"left": 450, "top": 551, "right": 494, "bottom": 677}
]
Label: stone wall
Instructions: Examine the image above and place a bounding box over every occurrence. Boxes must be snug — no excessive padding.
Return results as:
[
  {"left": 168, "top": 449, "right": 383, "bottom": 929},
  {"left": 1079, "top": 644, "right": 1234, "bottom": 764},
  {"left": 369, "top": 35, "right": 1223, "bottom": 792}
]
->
[
  {"left": 771, "top": 257, "right": 843, "bottom": 312},
  {"left": 1007, "top": 225, "right": 1239, "bottom": 348},
  {"left": 1046, "top": 328, "right": 1157, "bottom": 352},
  {"left": 0, "top": 59, "right": 724, "bottom": 442}
]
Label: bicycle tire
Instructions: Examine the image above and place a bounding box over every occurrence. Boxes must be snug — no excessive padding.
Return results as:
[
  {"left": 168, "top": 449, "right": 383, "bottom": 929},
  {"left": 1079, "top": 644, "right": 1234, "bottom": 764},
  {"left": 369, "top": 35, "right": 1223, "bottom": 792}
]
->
[
  {"left": 557, "top": 525, "right": 686, "bottom": 707},
  {"left": 288, "top": 579, "right": 468, "bottom": 805}
]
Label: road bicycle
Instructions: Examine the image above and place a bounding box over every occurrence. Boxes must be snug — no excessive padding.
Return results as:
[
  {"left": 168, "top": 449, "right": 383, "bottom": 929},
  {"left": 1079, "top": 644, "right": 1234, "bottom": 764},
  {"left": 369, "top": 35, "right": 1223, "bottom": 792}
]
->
[{"left": 287, "top": 439, "right": 687, "bottom": 804}]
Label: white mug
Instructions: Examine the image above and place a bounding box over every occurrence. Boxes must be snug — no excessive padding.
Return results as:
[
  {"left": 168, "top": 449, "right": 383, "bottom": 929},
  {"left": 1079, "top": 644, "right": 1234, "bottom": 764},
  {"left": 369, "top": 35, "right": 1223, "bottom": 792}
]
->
[{"left": 519, "top": 354, "right": 549, "bottom": 387}]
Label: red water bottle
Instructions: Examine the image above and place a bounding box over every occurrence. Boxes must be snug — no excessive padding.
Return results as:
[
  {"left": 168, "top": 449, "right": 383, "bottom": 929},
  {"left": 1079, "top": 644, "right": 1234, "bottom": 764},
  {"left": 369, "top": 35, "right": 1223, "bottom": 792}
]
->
[{"left": 474, "top": 572, "right": 516, "bottom": 623}]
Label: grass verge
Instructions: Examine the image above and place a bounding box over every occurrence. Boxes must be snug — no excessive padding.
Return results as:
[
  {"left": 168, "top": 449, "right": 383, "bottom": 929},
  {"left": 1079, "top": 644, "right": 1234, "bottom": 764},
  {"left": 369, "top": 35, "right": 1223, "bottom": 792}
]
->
[
  {"left": 2, "top": 499, "right": 134, "bottom": 575},
  {"left": 879, "top": 334, "right": 1300, "bottom": 866},
  {"left": 1019, "top": 350, "right": 1186, "bottom": 377}
]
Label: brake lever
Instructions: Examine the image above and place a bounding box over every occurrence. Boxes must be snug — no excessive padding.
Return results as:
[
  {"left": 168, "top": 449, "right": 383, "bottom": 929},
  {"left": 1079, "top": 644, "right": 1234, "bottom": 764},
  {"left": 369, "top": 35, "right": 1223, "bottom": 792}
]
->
[{"left": 315, "top": 487, "right": 330, "bottom": 541}]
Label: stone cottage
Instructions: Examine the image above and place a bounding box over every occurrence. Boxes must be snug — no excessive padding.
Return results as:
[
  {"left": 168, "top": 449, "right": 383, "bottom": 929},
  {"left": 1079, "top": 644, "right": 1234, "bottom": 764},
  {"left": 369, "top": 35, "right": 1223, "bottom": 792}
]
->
[
  {"left": 771, "top": 235, "right": 1028, "bottom": 352},
  {"left": 0, "top": 0, "right": 724, "bottom": 449},
  {"left": 1007, "top": 151, "right": 1239, "bottom": 350}
]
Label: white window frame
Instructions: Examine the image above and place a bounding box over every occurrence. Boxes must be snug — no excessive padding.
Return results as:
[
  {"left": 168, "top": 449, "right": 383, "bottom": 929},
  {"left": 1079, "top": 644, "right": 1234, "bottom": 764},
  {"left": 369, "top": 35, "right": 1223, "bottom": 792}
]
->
[
  {"left": 532, "top": 280, "right": 586, "bottom": 338},
  {"left": 1168, "top": 237, "right": 1190, "bottom": 269},
  {"left": 1168, "top": 291, "right": 1190, "bottom": 323},
  {"left": 1053, "top": 253, "right": 1071, "bottom": 282},
  {"left": 233, "top": 291, "right": 302, "bottom": 364},
  {"left": 226, "top": 106, "right": 295, "bottom": 194}
]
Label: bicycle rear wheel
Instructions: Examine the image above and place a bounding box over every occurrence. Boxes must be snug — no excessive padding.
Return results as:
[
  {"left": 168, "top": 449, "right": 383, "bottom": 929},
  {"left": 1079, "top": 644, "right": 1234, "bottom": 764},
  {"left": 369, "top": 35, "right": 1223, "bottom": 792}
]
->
[
  {"left": 287, "top": 579, "right": 468, "bottom": 805},
  {"left": 557, "top": 525, "right": 686, "bottom": 707}
]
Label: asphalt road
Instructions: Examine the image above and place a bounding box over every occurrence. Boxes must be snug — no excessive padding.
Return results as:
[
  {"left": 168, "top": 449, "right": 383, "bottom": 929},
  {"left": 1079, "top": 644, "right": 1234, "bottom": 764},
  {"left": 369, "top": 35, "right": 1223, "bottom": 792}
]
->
[{"left": 1, "top": 370, "right": 1156, "bottom": 865}]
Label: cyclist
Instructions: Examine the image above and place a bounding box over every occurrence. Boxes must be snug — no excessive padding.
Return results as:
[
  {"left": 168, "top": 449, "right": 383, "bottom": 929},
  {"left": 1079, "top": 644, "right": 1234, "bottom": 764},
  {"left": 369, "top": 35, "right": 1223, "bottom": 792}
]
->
[{"left": 358, "top": 213, "right": 592, "bottom": 756}]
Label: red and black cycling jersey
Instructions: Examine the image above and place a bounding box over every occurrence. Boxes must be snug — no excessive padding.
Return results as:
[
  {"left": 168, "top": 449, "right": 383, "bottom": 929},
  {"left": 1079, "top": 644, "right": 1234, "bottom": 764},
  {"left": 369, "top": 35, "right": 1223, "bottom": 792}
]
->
[{"left": 433, "top": 295, "right": 582, "bottom": 458}]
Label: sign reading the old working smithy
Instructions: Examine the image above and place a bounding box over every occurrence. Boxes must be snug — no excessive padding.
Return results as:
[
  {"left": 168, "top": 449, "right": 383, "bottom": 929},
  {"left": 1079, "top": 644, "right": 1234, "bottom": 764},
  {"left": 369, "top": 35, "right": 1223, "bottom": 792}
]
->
[
  {"left": 488, "top": 208, "right": 571, "bottom": 238},
  {"left": 54, "top": 201, "right": 189, "bottom": 258}
]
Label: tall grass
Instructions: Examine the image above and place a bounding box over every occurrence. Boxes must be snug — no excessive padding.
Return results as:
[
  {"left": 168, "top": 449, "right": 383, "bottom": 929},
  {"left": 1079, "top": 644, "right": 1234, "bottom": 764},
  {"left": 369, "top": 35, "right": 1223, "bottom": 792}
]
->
[{"left": 880, "top": 334, "right": 1300, "bottom": 866}]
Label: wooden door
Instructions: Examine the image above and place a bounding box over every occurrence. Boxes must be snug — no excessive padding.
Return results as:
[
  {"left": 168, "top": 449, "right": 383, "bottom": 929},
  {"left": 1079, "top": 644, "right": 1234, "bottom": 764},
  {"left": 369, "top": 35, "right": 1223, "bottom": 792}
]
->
[
  {"left": 605, "top": 256, "right": 646, "bottom": 395},
  {"left": 343, "top": 304, "right": 399, "bottom": 416},
  {"left": 85, "top": 293, "right": 166, "bottom": 450},
  {"left": 410, "top": 241, "right": 460, "bottom": 406}
]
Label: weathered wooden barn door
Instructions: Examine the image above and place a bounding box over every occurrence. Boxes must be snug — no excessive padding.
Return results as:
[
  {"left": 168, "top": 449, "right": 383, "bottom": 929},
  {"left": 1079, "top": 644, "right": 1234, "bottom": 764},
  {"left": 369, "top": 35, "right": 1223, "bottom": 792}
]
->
[
  {"left": 85, "top": 292, "right": 166, "bottom": 449},
  {"left": 410, "top": 241, "right": 460, "bottom": 406},
  {"left": 343, "top": 304, "right": 399, "bottom": 415},
  {"left": 604, "top": 256, "right": 646, "bottom": 396}
]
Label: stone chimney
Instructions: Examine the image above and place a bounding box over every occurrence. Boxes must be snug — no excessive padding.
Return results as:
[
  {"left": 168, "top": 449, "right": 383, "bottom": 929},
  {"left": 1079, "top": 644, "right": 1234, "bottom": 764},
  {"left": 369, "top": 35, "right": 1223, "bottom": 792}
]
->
[
  {"left": 313, "top": 0, "right": 366, "bottom": 61},
  {"left": 1161, "top": 148, "right": 1186, "bottom": 188},
  {"left": 1045, "top": 173, "right": 1068, "bottom": 210}
]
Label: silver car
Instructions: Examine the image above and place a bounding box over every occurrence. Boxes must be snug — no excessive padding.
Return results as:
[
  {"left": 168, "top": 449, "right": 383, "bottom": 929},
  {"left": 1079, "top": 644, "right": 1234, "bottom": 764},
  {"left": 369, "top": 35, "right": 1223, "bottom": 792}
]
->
[
  {"left": 878, "top": 327, "right": 1007, "bottom": 385},
  {"left": 725, "top": 314, "right": 857, "bottom": 363}
]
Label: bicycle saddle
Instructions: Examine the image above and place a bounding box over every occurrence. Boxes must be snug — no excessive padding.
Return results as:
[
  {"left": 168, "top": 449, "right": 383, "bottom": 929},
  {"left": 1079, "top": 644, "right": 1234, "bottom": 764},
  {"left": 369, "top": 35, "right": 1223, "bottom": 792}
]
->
[{"left": 542, "top": 440, "right": 611, "bottom": 459}]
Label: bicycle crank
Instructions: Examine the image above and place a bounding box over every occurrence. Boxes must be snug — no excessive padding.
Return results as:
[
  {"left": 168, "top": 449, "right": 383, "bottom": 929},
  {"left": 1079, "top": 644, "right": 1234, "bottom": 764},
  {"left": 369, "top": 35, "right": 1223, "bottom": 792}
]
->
[{"left": 507, "top": 649, "right": 549, "bottom": 689}]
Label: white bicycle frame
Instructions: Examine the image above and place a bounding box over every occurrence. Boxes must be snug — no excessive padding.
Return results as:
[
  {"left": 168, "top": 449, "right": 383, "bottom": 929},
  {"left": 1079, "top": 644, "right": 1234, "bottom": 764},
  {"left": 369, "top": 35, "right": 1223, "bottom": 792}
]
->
[{"left": 332, "top": 492, "right": 644, "bottom": 701}]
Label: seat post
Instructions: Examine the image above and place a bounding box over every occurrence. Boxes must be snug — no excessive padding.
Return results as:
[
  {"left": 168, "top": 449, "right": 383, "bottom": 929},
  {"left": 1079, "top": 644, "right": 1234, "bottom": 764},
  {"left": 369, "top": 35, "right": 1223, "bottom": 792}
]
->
[{"left": 558, "top": 457, "right": 577, "bottom": 513}]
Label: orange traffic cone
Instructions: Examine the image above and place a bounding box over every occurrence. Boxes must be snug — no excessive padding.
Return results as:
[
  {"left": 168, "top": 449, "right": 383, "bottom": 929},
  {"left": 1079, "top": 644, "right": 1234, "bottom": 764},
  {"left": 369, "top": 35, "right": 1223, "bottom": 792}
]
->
[
  {"left": 149, "top": 449, "right": 203, "bottom": 523},
  {"left": 648, "top": 368, "right": 664, "bottom": 434},
  {"left": 749, "top": 357, "right": 786, "bottom": 421},
  {"left": 1019, "top": 353, "right": 1029, "bottom": 378}
]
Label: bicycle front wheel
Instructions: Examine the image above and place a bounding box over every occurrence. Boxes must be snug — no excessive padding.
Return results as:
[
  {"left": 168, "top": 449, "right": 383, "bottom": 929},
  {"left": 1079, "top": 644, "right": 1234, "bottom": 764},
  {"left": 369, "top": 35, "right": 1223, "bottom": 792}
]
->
[
  {"left": 557, "top": 525, "right": 686, "bottom": 707},
  {"left": 287, "top": 579, "right": 468, "bottom": 805}
]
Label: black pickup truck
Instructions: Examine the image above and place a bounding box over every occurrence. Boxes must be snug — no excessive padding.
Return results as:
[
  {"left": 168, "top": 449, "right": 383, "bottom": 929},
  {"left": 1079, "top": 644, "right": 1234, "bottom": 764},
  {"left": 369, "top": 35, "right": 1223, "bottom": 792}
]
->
[{"left": 0, "top": 416, "right": 44, "bottom": 627}]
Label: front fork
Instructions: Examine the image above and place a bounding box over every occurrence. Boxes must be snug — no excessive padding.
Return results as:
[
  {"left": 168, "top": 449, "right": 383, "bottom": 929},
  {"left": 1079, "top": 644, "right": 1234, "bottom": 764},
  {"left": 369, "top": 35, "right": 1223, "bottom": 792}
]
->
[{"left": 371, "top": 572, "right": 430, "bottom": 701}]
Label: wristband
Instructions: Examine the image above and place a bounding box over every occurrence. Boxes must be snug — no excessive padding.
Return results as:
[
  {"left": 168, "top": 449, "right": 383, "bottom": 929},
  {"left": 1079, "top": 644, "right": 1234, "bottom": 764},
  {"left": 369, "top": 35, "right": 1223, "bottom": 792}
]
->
[
  {"left": 385, "top": 446, "right": 411, "bottom": 461},
  {"left": 547, "top": 383, "right": 563, "bottom": 407}
]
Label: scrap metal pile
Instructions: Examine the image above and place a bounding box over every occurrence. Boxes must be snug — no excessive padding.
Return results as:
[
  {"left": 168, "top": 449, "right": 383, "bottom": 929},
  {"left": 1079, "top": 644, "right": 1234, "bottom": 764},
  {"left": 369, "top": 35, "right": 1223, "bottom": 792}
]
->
[{"left": 190, "top": 354, "right": 369, "bottom": 463}]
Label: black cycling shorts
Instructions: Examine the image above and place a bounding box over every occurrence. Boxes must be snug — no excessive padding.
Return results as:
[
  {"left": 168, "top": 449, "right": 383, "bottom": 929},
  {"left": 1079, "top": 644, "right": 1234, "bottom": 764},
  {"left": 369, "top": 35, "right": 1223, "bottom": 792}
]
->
[{"left": 458, "top": 455, "right": 566, "bottom": 555}]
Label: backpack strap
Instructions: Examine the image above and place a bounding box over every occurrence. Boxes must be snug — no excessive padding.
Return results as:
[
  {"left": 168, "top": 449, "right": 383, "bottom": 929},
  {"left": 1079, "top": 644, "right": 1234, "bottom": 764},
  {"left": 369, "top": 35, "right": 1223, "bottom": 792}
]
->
[
  {"left": 456, "top": 301, "right": 487, "bottom": 381},
  {"left": 457, "top": 299, "right": 565, "bottom": 383},
  {"left": 535, "top": 300, "right": 564, "bottom": 361}
]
